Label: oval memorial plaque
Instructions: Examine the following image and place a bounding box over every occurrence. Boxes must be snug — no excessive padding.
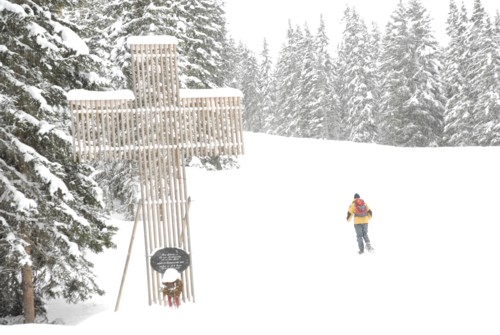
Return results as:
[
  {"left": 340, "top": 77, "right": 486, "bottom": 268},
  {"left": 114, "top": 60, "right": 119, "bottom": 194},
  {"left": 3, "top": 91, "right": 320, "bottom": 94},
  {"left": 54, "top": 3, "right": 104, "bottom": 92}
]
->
[{"left": 150, "top": 247, "right": 190, "bottom": 273}]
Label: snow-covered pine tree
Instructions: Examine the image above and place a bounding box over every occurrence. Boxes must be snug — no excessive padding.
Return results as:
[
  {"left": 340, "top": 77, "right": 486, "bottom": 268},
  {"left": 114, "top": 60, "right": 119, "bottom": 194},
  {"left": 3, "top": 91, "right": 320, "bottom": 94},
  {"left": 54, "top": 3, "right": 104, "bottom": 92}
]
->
[
  {"left": 77, "top": 0, "right": 177, "bottom": 89},
  {"left": 495, "top": 10, "right": 500, "bottom": 36},
  {"left": 274, "top": 22, "right": 303, "bottom": 137},
  {"left": 336, "top": 6, "right": 378, "bottom": 143},
  {"left": 378, "top": 0, "right": 444, "bottom": 147},
  {"left": 442, "top": 1, "right": 473, "bottom": 146},
  {"left": 258, "top": 39, "right": 277, "bottom": 135},
  {"left": 293, "top": 23, "right": 324, "bottom": 139},
  {"left": 221, "top": 35, "right": 239, "bottom": 88},
  {"left": 368, "top": 21, "right": 382, "bottom": 140},
  {"left": 237, "top": 44, "right": 260, "bottom": 131},
  {"left": 182, "top": 0, "right": 227, "bottom": 88},
  {"left": 467, "top": 0, "right": 500, "bottom": 145},
  {"left": 0, "top": 0, "right": 116, "bottom": 321},
  {"left": 314, "top": 15, "right": 339, "bottom": 140},
  {"left": 86, "top": 0, "right": 226, "bottom": 89}
]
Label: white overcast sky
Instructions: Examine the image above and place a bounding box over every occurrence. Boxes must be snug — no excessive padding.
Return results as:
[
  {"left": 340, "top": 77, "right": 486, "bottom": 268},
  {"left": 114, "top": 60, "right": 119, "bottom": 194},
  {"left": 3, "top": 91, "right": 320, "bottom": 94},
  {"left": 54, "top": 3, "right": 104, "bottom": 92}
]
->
[{"left": 224, "top": 0, "right": 500, "bottom": 59}]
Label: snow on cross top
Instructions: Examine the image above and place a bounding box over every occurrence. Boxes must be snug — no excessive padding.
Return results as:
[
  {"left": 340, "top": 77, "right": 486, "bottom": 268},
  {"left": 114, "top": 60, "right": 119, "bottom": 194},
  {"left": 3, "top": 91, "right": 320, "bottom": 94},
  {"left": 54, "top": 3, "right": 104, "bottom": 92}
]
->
[{"left": 66, "top": 89, "right": 135, "bottom": 101}]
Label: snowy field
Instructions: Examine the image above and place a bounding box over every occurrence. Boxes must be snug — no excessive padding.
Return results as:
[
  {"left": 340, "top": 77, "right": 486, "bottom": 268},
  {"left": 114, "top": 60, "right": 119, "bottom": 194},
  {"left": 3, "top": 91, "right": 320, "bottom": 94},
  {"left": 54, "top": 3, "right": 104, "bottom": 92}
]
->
[{"left": 3, "top": 132, "right": 500, "bottom": 335}]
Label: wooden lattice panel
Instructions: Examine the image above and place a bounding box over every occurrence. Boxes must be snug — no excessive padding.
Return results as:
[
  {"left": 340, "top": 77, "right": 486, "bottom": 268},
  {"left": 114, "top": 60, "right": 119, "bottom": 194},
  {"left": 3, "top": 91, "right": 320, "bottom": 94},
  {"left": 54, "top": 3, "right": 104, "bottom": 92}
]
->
[{"left": 68, "top": 90, "right": 244, "bottom": 162}]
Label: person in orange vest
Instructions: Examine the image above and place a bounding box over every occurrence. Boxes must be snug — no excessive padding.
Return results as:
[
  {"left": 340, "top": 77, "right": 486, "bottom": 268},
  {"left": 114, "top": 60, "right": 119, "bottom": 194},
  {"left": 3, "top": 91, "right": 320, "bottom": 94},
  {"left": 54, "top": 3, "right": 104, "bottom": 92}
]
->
[{"left": 346, "top": 193, "right": 373, "bottom": 254}]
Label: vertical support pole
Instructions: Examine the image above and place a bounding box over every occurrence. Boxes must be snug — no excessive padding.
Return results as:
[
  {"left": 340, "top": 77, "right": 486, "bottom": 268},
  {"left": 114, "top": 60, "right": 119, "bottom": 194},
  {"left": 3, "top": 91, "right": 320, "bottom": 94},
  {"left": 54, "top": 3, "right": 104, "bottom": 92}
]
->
[{"left": 115, "top": 201, "right": 143, "bottom": 312}]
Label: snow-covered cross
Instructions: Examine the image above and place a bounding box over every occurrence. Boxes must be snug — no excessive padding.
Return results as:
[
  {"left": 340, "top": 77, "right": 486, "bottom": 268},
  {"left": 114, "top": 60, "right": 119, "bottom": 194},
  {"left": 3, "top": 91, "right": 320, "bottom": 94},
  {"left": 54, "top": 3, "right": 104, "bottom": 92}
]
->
[{"left": 67, "top": 36, "right": 244, "bottom": 307}]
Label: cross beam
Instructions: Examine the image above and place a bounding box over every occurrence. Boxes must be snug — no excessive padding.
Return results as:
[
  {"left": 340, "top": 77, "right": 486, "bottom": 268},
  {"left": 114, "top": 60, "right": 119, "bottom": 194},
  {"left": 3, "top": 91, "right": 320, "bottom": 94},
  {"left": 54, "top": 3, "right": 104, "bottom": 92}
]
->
[{"left": 67, "top": 36, "right": 244, "bottom": 306}]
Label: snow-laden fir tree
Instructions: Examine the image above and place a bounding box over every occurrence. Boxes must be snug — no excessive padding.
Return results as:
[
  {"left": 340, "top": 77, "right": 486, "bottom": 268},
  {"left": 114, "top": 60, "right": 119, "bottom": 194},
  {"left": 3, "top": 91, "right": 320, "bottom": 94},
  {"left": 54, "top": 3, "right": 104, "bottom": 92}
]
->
[
  {"left": 444, "top": 0, "right": 500, "bottom": 146},
  {"left": 182, "top": 0, "right": 227, "bottom": 88},
  {"left": 315, "top": 15, "right": 340, "bottom": 140},
  {"left": 377, "top": 0, "right": 444, "bottom": 147},
  {"left": 267, "top": 17, "right": 338, "bottom": 139},
  {"left": 0, "top": 0, "right": 116, "bottom": 321},
  {"left": 368, "top": 21, "right": 382, "bottom": 138},
  {"left": 467, "top": 0, "right": 500, "bottom": 145},
  {"left": 293, "top": 24, "right": 321, "bottom": 138},
  {"left": 83, "top": 0, "right": 226, "bottom": 89},
  {"left": 495, "top": 10, "right": 500, "bottom": 36},
  {"left": 336, "top": 6, "right": 378, "bottom": 143},
  {"left": 442, "top": 1, "right": 473, "bottom": 146},
  {"left": 221, "top": 36, "right": 239, "bottom": 88},
  {"left": 274, "top": 22, "right": 304, "bottom": 137},
  {"left": 238, "top": 44, "right": 261, "bottom": 131},
  {"left": 258, "top": 39, "right": 276, "bottom": 135}
]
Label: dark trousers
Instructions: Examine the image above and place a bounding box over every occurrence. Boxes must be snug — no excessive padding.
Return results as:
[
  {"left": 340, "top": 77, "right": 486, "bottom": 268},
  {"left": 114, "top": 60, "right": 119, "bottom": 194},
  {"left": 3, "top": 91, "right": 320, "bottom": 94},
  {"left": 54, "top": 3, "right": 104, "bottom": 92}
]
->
[{"left": 354, "top": 224, "right": 370, "bottom": 251}]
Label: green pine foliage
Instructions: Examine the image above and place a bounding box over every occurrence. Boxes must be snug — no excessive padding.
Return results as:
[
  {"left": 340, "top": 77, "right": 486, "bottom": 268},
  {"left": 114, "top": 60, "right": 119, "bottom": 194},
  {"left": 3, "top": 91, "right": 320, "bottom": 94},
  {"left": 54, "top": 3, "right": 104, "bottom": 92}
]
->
[{"left": 0, "top": 0, "right": 116, "bottom": 317}]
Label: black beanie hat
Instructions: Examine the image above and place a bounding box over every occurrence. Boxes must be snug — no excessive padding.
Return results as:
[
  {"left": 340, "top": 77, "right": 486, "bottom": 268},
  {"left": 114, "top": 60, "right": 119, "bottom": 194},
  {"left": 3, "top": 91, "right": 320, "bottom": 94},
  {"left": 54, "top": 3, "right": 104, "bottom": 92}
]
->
[{"left": 354, "top": 193, "right": 360, "bottom": 199}]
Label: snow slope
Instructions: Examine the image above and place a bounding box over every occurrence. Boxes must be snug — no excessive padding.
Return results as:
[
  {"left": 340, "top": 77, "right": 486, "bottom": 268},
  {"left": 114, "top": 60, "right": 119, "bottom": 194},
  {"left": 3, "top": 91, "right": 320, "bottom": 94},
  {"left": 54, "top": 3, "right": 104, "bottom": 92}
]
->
[{"left": 3, "top": 132, "right": 500, "bottom": 335}]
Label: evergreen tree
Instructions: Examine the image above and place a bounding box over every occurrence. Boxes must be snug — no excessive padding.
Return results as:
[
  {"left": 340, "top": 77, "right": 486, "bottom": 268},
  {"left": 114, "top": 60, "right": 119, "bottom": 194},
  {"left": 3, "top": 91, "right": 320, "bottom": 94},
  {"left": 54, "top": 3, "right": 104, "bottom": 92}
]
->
[
  {"left": 93, "top": 161, "right": 140, "bottom": 219},
  {"left": 368, "top": 21, "right": 383, "bottom": 139},
  {"left": 314, "top": 15, "right": 339, "bottom": 140},
  {"left": 495, "top": 10, "right": 500, "bottom": 36},
  {"left": 221, "top": 35, "right": 239, "bottom": 88},
  {"left": 258, "top": 39, "right": 276, "bottom": 134},
  {"left": 467, "top": 0, "right": 500, "bottom": 145},
  {"left": 444, "top": 0, "right": 500, "bottom": 146},
  {"left": 274, "top": 22, "right": 303, "bottom": 137},
  {"left": 0, "top": 0, "right": 116, "bottom": 320},
  {"left": 85, "top": 0, "right": 226, "bottom": 89},
  {"left": 182, "top": 0, "right": 227, "bottom": 88},
  {"left": 378, "top": 0, "right": 444, "bottom": 147},
  {"left": 237, "top": 45, "right": 260, "bottom": 131},
  {"left": 294, "top": 24, "right": 321, "bottom": 138},
  {"left": 336, "top": 6, "right": 378, "bottom": 143},
  {"left": 442, "top": 1, "right": 473, "bottom": 145}
]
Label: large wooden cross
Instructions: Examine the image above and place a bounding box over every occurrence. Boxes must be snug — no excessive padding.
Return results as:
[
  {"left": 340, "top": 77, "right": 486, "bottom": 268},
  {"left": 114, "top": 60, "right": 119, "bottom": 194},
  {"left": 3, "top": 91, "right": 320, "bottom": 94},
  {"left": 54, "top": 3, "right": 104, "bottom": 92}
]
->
[{"left": 67, "top": 36, "right": 244, "bottom": 307}]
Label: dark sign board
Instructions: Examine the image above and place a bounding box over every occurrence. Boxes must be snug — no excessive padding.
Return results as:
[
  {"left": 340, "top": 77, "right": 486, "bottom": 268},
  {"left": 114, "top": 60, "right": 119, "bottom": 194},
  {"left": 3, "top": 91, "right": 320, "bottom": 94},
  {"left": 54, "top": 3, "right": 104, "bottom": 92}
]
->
[{"left": 150, "top": 247, "right": 190, "bottom": 273}]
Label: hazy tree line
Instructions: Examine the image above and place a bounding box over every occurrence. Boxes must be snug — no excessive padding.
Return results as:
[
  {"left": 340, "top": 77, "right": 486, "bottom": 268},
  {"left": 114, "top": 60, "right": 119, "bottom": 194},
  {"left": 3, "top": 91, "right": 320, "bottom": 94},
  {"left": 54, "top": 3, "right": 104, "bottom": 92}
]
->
[
  {"left": 0, "top": 0, "right": 498, "bottom": 323},
  {"left": 233, "top": 0, "right": 500, "bottom": 147}
]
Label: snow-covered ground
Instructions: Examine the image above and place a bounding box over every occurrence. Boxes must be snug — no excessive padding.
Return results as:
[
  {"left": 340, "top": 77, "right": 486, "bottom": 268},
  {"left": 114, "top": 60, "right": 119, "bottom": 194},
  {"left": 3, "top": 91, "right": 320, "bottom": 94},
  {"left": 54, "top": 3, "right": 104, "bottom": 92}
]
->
[{"left": 3, "top": 132, "right": 500, "bottom": 334}]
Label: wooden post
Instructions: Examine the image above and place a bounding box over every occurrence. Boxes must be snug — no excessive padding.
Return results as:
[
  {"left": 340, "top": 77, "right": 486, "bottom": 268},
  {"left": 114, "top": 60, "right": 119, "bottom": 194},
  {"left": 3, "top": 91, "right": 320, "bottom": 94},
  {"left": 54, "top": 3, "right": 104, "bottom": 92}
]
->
[{"left": 115, "top": 200, "right": 143, "bottom": 312}]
